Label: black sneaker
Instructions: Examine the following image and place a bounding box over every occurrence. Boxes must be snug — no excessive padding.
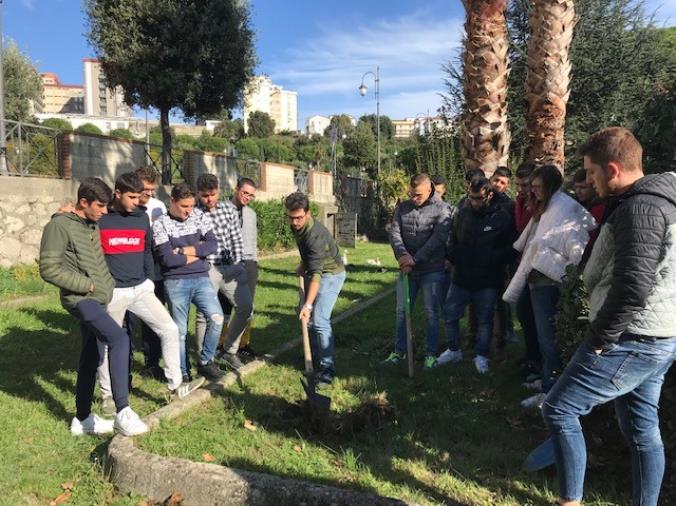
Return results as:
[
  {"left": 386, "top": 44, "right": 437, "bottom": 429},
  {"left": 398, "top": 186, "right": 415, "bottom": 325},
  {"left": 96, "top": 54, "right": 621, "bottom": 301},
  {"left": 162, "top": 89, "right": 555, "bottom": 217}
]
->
[
  {"left": 237, "top": 345, "right": 258, "bottom": 362},
  {"left": 196, "top": 362, "right": 225, "bottom": 381},
  {"left": 141, "top": 365, "right": 165, "bottom": 381},
  {"left": 316, "top": 372, "right": 334, "bottom": 385},
  {"left": 220, "top": 352, "right": 245, "bottom": 371}
]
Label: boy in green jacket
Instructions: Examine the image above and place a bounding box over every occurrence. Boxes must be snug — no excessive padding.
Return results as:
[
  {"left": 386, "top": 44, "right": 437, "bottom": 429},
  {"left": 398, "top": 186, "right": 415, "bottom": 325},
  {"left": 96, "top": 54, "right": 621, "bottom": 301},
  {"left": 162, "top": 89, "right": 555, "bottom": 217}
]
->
[
  {"left": 39, "top": 177, "right": 147, "bottom": 437},
  {"left": 286, "top": 192, "right": 345, "bottom": 385}
]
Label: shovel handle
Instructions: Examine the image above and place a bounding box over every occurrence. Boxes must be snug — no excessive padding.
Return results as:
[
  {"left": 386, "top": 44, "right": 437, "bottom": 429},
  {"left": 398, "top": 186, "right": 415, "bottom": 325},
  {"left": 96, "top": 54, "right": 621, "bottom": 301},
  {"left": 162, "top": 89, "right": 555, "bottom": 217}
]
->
[
  {"left": 403, "top": 273, "right": 415, "bottom": 378},
  {"left": 299, "top": 276, "right": 314, "bottom": 374}
]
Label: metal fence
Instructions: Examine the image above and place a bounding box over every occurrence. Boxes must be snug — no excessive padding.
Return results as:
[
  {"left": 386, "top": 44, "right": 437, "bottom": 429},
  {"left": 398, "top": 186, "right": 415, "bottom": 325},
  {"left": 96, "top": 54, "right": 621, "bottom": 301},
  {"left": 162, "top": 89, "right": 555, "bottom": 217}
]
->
[{"left": 1, "top": 120, "right": 61, "bottom": 177}]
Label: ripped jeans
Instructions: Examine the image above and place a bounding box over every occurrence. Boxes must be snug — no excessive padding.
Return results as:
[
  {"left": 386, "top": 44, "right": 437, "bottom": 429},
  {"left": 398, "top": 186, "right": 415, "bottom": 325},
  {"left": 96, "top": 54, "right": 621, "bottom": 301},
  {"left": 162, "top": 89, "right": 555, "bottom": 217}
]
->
[{"left": 164, "top": 276, "right": 223, "bottom": 377}]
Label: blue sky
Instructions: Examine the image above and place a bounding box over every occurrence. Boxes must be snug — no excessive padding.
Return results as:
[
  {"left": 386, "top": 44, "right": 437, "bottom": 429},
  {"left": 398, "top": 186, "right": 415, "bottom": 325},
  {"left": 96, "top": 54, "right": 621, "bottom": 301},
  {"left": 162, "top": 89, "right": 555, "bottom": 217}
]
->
[{"left": 5, "top": 0, "right": 676, "bottom": 128}]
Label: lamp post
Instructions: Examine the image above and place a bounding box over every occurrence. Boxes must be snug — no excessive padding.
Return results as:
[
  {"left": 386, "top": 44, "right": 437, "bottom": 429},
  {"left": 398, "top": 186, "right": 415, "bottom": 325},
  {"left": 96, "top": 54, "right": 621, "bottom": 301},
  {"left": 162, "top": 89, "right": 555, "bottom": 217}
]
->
[
  {"left": 358, "top": 66, "right": 380, "bottom": 178},
  {"left": 0, "top": 0, "right": 7, "bottom": 174}
]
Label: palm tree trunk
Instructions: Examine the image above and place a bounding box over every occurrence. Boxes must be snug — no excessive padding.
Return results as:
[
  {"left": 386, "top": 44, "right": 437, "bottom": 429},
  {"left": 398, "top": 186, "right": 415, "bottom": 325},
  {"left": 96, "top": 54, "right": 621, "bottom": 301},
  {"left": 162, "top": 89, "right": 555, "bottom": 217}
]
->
[
  {"left": 462, "top": 0, "right": 511, "bottom": 177},
  {"left": 525, "top": 0, "right": 576, "bottom": 170}
]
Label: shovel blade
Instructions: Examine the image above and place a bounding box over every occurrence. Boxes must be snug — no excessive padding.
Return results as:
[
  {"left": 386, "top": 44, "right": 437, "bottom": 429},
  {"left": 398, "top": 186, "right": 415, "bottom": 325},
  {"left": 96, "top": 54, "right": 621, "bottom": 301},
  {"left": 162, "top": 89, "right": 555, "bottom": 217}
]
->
[
  {"left": 300, "top": 377, "right": 331, "bottom": 414},
  {"left": 523, "top": 437, "right": 556, "bottom": 472}
]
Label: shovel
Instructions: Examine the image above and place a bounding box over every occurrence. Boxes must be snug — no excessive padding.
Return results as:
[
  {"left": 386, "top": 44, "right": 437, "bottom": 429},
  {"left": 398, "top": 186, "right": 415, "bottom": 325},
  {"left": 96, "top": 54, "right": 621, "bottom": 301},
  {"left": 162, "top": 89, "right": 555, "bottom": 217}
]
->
[
  {"left": 403, "top": 273, "right": 415, "bottom": 378},
  {"left": 523, "top": 437, "right": 556, "bottom": 472},
  {"left": 298, "top": 277, "right": 331, "bottom": 416}
]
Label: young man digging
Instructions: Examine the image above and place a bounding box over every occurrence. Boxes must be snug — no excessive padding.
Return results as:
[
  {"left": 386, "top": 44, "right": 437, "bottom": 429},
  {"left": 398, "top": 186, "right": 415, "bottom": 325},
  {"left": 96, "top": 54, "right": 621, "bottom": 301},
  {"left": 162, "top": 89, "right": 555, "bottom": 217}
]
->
[
  {"left": 287, "top": 192, "right": 345, "bottom": 386},
  {"left": 39, "top": 177, "right": 147, "bottom": 436}
]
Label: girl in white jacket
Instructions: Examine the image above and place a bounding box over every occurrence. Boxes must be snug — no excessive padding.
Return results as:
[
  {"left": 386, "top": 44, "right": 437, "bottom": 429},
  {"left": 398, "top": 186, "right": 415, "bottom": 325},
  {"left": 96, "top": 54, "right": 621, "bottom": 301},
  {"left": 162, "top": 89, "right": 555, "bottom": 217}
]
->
[{"left": 503, "top": 165, "right": 597, "bottom": 408}]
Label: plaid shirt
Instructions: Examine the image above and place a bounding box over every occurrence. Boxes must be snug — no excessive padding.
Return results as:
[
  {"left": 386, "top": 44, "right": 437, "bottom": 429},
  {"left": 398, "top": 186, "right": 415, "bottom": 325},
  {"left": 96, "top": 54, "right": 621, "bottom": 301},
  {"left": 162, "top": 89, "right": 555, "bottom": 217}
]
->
[{"left": 197, "top": 201, "right": 243, "bottom": 265}]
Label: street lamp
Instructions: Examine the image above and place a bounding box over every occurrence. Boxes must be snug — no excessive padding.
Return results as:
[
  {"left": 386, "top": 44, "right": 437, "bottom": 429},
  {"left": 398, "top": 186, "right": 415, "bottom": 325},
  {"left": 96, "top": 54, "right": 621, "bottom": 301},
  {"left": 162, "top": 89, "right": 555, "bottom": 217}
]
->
[
  {"left": 358, "top": 66, "right": 380, "bottom": 177},
  {"left": 0, "top": 0, "right": 8, "bottom": 174}
]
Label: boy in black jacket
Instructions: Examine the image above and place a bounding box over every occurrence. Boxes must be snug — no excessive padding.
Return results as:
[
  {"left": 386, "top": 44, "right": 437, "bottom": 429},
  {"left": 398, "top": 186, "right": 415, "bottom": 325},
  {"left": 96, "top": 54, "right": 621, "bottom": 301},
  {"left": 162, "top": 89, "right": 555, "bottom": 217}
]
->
[{"left": 443, "top": 177, "right": 516, "bottom": 374}]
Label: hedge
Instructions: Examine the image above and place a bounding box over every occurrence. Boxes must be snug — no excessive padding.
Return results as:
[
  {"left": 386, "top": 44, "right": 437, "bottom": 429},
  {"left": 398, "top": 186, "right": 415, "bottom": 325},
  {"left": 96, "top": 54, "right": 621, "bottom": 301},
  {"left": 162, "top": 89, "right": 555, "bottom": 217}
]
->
[{"left": 249, "top": 198, "right": 318, "bottom": 252}]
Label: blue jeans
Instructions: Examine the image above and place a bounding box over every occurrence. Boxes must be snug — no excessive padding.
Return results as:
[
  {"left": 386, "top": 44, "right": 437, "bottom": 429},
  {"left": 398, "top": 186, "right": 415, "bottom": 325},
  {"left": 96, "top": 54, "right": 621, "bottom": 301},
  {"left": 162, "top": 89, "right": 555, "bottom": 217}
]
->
[
  {"left": 307, "top": 270, "right": 345, "bottom": 379},
  {"left": 443, "top": 282, "right": 497, "bottom": 358},
  {"left": 164, "top": 276, "right": 224, "bottom": 377},
  {"left": 395, "top": 270, "right": 446, "bottom": 356},
  {"left": 542, "top": 336, "right": 676, "bottom": 505},
  {"left": 530, "top": 284, "right": 561, "bottom": 392}
]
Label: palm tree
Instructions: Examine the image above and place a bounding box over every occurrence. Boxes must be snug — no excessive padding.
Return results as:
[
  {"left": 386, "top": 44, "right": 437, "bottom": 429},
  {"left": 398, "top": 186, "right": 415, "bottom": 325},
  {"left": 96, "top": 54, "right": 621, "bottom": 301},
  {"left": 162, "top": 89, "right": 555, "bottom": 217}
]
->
[
  {"left": 525, "top": 0, "right": 576, "bottom": 170},
  {"left": 461, "top": 0, "right": 511, "bottom": 177}
]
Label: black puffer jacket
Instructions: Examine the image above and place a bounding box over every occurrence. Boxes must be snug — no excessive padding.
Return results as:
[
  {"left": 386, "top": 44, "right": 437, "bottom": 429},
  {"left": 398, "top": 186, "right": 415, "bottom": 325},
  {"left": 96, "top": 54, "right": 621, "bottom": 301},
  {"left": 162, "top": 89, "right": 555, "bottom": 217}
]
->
[
  {"left": 583, "top": 172, "right": 676, "bottom": 345},
  {"left": 448, "top": 200, "right": 517, "bottom": 289}
]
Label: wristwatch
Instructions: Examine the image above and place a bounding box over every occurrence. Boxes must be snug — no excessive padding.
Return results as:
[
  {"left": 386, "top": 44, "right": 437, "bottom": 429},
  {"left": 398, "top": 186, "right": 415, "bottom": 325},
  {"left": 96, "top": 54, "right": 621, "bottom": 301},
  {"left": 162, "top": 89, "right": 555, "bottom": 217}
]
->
[
  {"left": 178, "top": 247, "right": 185, "bottom": 255},
  {"left": 303, "top": 303, "right": 313, "bottom": 311}
]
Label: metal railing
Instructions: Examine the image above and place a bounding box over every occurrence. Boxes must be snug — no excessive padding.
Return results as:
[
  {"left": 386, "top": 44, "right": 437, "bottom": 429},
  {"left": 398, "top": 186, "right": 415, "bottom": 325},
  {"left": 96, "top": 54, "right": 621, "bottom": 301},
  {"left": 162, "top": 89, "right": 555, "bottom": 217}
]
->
[{"left": 1, "top": 120, "right": 62, "bottom": 176}]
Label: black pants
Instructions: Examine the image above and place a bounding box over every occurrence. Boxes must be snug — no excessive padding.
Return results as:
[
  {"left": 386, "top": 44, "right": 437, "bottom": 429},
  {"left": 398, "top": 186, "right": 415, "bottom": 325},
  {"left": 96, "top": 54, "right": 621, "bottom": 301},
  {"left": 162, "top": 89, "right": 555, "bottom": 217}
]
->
[
  {"left": 516, "top": 286, "right": 541, "bottom": 368},
  {"left": 70, "top": 299, "right": 130, "bottom": 420}
]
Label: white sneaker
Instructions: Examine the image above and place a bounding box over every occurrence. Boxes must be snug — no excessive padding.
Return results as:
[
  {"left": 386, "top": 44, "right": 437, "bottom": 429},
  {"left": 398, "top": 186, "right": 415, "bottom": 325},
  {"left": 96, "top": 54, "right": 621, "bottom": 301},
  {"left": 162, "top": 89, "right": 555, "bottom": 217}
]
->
[
  {"left": 436, "top": 348, "right": 463, "bottom": 366},
  {"left": 521, "top": 379, "right": 543, "bottom": 391},
  {"left": 114, "top": 407, "right": 148, "bottom": 436},
  {"left": 170, "top": 376, "right": 206, "bottom": 401},
  {"left": 520, "top": 392, "right": 547, "bottom": 409},
  {"left": 474, "top": 355, "right": 489, "bottom": 374},
  {"left": 71, "top": 413, "right": 114, "bottom": 436}
]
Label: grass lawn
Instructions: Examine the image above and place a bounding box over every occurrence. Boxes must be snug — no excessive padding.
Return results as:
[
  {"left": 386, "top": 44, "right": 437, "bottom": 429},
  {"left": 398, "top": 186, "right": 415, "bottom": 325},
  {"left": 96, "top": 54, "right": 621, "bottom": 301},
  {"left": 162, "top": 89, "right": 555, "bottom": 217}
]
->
[
  {"left": 137, "top": 274, "right": 673, "bottom": 505},
  {"left": 2, "top": 241, "right": 672, "bottom": 505},
  {"left": 0, "top": 242, "right": 398, "bottom": 505}
]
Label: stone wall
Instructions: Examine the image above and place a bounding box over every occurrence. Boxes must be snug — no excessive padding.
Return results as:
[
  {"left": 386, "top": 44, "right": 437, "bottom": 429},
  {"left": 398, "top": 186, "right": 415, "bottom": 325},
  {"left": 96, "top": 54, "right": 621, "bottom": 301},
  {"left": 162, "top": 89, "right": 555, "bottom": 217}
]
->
[
  {"left": 0, "top": 177, "right": 79, "bottom": 268},
  {"left": 70, "top": 133, "right": 147, "bottom": 186}
]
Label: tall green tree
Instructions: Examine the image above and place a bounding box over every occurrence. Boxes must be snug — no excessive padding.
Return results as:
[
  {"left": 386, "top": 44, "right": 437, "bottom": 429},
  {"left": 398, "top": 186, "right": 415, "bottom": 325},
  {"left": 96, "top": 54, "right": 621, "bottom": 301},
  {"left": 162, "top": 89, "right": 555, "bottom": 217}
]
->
[
  {"left": 4, "top": 41, "right": 43, "bottom": 122},
  {"left": 247, "top": 111, "right": 275, "bottom": 138},
  {"left": 324, "top": 114, "right": 355, "bottom": 139},
  {"left": 86, "top": 0, "right": 255, "bottom": 181},
  {"left": 342, "top": 122, "right": 377, "bottom": 177},
  {"left": 358, "top": 114, "right": 394, "bottom": 140}
]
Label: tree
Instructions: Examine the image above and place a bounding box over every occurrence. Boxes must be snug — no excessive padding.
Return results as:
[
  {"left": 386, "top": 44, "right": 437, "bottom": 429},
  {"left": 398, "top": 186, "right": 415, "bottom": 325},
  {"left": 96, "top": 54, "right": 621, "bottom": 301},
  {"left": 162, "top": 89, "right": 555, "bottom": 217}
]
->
[
  {"left": 343, "top": 122, "right": 376, "bottom": 177},
  {"left": 324, "top": 114, "right": 355, "bottom": 139},
  {"left": 3, "top": 41, "right": 43, "bottom": 122},
  {"left": 445, "top": 0, "right": 676, "bottom": 172},
  {"left": 460, "top": 0, "right": 511, "bottom": 176},
  {"left": 213, "top": 117, "right": 244, "bottom": 141},
  {"left": 75, "top": 123, "right": 104, "bottom": 135},
  {"left": 525, "top": 0, "right": 575, "bottom": 169},
  {"left": 247, "top": 111, "right": 275, "bottom": 138},
  {"left": 86, "top": 0, "right": 256, "bottom": 181},
  {"left": 358, "top": 114, "right": 394, "bottom": 140}
]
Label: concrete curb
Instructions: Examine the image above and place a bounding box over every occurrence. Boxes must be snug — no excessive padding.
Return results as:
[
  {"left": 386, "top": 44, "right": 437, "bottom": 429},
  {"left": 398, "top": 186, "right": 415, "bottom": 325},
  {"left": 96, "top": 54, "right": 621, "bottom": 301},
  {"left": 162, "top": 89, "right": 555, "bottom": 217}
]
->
[{"left": 106, "top": 286, "right": 415, "bottom": 506}]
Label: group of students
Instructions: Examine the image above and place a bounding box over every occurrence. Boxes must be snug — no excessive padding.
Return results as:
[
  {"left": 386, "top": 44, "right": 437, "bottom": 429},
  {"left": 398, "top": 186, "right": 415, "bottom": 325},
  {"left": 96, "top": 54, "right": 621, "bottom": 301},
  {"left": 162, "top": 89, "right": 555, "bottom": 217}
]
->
[
  {"left": 386, "top": 126, "right": 676, "bottom": 506},
  {"left": 385, "top": 160, "right": 597, "bottom": 406},
  {"left": 37, "top": 125, "right": 674, "bottom": 505},
  {"left": 39, "top": 168, "right": 262, "bottom": 437}
]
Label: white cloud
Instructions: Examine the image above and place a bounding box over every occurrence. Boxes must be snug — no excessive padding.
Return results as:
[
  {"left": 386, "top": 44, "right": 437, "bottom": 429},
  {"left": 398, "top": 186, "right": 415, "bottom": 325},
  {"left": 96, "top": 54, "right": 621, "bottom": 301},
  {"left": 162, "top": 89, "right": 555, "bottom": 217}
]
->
[{"left": 266, "top": 9, "right": 464, "bottom": 122}]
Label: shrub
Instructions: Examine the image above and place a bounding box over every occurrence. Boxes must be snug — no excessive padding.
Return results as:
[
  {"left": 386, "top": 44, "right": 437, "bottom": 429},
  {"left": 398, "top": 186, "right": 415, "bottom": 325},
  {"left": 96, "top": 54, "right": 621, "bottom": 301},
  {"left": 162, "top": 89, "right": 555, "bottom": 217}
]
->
[
  {"left": 41, "top": 118, "right": 72, "bottom": 131},
  {"left": 249, "top": 198, "right": 319, "bottom": 251},
  {"left": 75, "top": 123, "right": 103, "bottom": 135},
  {"left": 109, "top": 128, "right": 133, "bottom": 139}
]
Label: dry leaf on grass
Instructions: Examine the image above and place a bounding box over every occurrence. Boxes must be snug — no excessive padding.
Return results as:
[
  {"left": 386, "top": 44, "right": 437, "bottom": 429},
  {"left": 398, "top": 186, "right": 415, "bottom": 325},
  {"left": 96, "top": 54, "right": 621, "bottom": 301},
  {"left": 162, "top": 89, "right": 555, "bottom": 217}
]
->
[
  {"left": 202, "top": 453, "right": 216, "bottom": 462},
  {"left": 49, "top": 490, "right": 71, "bottom": 506},
  {"left": 164, "top": 491, "right": 183, "bottom": 506},
  {"left": 243, "top": 419, "right": 257, "bottom": 432},
  {"left": 60, "top": 482, "right": 74, "bottom": 491},
  {"left": 293, "top": 445, "right": 302, "bottom": 453}
]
